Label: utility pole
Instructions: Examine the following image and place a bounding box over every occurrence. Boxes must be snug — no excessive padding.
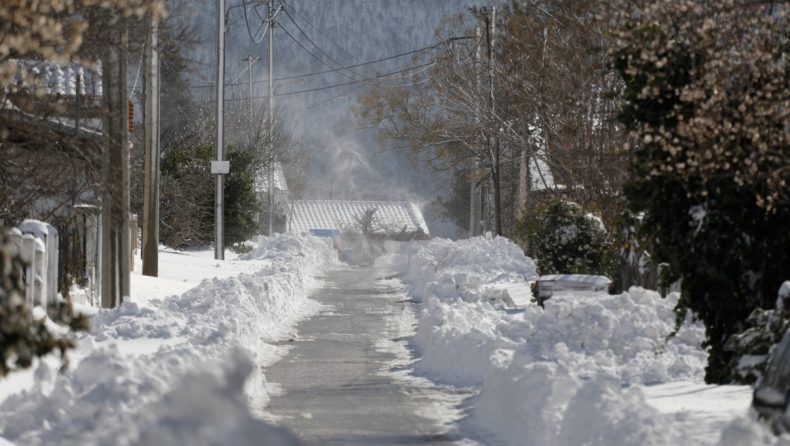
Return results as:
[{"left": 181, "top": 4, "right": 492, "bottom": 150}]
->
[
  {"left": 470, "top": 26, "right": 482, "bottom": 238},
  {"left": 488, "top": 6, "right": 502, "bottom": 236},
  {"left": 213, "top": 0, "right": 227, "bottom": 260},
  {"left": 243, "top": 55, "right": 259, "bottom": 116},
  {"left": 142, "top": 17, "right": 160, "bottom": 277},
  {"left": 267, "top": 0, "right": 276, "bottom": 236},
  {"left": 101, "top": 15, "right": 130, "bottom": 308}
]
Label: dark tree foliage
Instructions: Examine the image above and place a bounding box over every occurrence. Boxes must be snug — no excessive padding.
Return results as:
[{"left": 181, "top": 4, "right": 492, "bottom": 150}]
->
[
  {"left": 609, "top": 0, "right": 790, "bottom": 383},
  {"left": 224, "top": 149, "right": 262, "bottom": 250},
  {"left": 0, "top": 231, "right": 89, "bottom": 377}
]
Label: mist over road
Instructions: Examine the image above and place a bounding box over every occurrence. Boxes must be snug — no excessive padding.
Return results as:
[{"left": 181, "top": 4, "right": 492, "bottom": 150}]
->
[{"left": 264, "top": 266, "right": 476, "bottom": 445}]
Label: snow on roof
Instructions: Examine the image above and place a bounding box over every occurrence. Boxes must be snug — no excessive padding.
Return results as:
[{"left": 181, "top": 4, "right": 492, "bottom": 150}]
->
[
  {"left": 254, "top": 162, "right": 289, "bottom": 195},
  {"left": 290, "top": 200, "right": 429, "bottom": 235}
]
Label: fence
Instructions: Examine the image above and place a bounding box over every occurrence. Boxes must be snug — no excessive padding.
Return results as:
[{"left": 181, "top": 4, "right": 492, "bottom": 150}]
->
[
  {"left": 8, "top": 214, "right": 138, "bottom": 308},
  {"left": 8, "top": 220, "right": 58, "bottom": 309}
]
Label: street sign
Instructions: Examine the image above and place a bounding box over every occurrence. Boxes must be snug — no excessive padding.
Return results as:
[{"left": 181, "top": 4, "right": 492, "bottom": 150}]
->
[{"left": 211, "top": 160, "right": 230, "bottom": 174}]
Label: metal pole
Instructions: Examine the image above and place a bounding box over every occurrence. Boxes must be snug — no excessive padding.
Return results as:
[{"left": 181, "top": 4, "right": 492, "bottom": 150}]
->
[
  {"left": 267, "top": 0, "right": 275, "bottom": 236},
  {"left": 215, "top": 0, "right": 225, "bottom": 260}
]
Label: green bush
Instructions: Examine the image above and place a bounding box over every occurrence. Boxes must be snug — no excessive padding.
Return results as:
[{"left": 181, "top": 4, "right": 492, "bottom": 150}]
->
[
  {"left": 516, "top": 197, "right": 615, "bottom": 277},
  {"left": 159, "top": 146, "right": 261, "bottom": 250}
]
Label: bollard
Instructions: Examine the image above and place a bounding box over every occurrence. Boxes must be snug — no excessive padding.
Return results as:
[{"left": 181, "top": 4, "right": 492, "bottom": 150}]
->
[
  {"left": 22, "top": 234, "right": 35, "bottom": 309},
  {"left": 9, "top": 227, "right": 22, "bottom": 257}
]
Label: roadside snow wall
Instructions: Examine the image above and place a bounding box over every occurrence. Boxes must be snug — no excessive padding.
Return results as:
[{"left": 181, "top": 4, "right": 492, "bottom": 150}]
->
[
  {"left": 0, "top": 234, "right": 337, "bottom": 446},
  {"left": 386, "top": 233, "right": 708, "bottom": 446}
]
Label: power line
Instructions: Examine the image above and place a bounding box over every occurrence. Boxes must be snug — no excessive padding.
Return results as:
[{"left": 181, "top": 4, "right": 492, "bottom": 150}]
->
[
  {"left": 277, "top": 15, "right": 368, "bottom": 84},
  {"left": 281, "top": 7, "right": 378, "bottom": 83},
  {"left": 279, "top": 20, "right": 434, "bottom": 89},
  {"left": 241, "top": 0, "right": 270, "bottom": 44},
  {"left": 283, "top": 44, "right": 434, "bottom": 117},
  {"left": 221, "top": 61, "right": 433, "bottom": 102},
  {"left": 279, "top": 0, "right": 376, "bottom": 75},
  {"left": 188, "top": 41, "right": 438, "bottom": 89}
]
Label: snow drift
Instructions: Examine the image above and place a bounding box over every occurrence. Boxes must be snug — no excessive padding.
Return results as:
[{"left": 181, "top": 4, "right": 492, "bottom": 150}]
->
[
  {"left": 385, "top": 233, "right": 709, "bottom": 446},
  {"left": 0, "top": 234, "right": 337, "bottom": 446}
]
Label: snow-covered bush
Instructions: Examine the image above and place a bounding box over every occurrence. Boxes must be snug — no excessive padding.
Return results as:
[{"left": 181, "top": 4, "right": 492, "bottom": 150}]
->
[
  {"left": 515, "top": 197, "right": 615, "bottom": 277},
  {"left": 724, "top": 282, "right": 790, "bottom": 384}
]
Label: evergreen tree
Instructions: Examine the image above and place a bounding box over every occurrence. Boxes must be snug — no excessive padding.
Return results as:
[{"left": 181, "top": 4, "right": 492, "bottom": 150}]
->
[{"left": 224, "top": 149, "right": 262, "bottom": 250}]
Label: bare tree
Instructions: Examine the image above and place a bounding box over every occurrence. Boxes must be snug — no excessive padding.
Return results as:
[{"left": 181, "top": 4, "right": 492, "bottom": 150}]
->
[{"left": 355, "top": 1, "right": 627, "bottom": 238}]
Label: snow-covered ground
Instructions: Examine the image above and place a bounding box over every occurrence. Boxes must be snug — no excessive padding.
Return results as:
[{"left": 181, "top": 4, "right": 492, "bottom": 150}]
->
[
  {"left": 0, "top": 231, "right": 782, "bottom": 445},
  {"left": 0, "top": 234, "right": 339, "bottom": 446},
  {"left": 377, "top": 234, "right": 765, "bottom": 446}
]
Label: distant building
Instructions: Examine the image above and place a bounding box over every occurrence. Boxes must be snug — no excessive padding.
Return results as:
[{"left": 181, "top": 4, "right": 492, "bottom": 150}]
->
[
  {"left": 255, "top": 162, "right": 290, "bottom": 234},
  {"left": 289, "top": 200, "right": 429, "bottom": 238}
]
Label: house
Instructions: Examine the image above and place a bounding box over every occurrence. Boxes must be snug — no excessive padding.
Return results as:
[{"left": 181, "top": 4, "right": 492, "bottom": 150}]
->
[
  {"left": 289, "top": 200, "right": 429, "bottom": 238},
  {"left": 1, "top": 60, "right": 127, "bottom": 305},
  {"left": 254, "top": 162, "right": 290, "bottom": 234}
]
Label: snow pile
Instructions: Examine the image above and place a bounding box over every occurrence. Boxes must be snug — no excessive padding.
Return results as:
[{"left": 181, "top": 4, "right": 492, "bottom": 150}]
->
[
  {"left": 0, "top": 233, "right": 337, "bottom": 446},
  {"left": 510, "top": 289, "right": 707, "bottom": 385},
  {"left": 388, "top": 233, "right": 537, "bottom": 304},
  {"left": 387, "top": 234, "right": 709, "bottom": 446}
]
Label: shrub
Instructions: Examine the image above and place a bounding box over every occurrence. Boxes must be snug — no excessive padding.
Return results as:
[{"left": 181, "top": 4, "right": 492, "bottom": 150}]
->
[
  {"left": 159, "top": 146, "right": 261, "bottom": 250},
  {"left": 516, "top": 197, "right": 615, "bottom": 277}
]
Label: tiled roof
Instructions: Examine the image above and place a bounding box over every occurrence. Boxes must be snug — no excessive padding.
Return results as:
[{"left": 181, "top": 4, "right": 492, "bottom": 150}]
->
[{"left": 290, "top": 200, "right": 429, "bottom": 235}]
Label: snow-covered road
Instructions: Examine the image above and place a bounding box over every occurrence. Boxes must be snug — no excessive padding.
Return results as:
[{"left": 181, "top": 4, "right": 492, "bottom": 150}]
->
[{"left": 264, "top": 266, "right": 475, "bottom": 445}]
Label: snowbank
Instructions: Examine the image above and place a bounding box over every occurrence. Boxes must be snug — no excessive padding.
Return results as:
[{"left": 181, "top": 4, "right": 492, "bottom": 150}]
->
[
  {"left": 386, "top": 234, "right": 709, "bottom": 446},
  {"left": 0, "top": 234, "right": 337, "bottom": 446}
]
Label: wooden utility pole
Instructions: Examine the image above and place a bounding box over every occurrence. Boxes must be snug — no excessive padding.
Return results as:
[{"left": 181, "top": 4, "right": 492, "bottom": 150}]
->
[
  {"left": 142, "top": 17, "right": 160, "bottom": 277},
  {"left": 101, "top": 15, "right": 131, "bottom": 308},
  {"left": 267, "top": 0, "right": 276, "bottom": 236},
  {"left": 487, "top": 6, "right": 502, "bottom": 236}
]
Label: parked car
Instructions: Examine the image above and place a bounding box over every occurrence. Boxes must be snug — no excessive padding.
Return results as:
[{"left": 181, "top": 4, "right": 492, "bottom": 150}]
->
[
  {"left": 531, "top": 274, "right": 613, "bottom": 307},
  {"left": 752, "top": 331, "right": 790, "bottom": 434}
]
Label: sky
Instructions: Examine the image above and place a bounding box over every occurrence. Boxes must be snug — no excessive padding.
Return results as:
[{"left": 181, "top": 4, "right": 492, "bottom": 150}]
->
[{"left": 180, "top": 0, "right": 478, "bottom": 236}]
